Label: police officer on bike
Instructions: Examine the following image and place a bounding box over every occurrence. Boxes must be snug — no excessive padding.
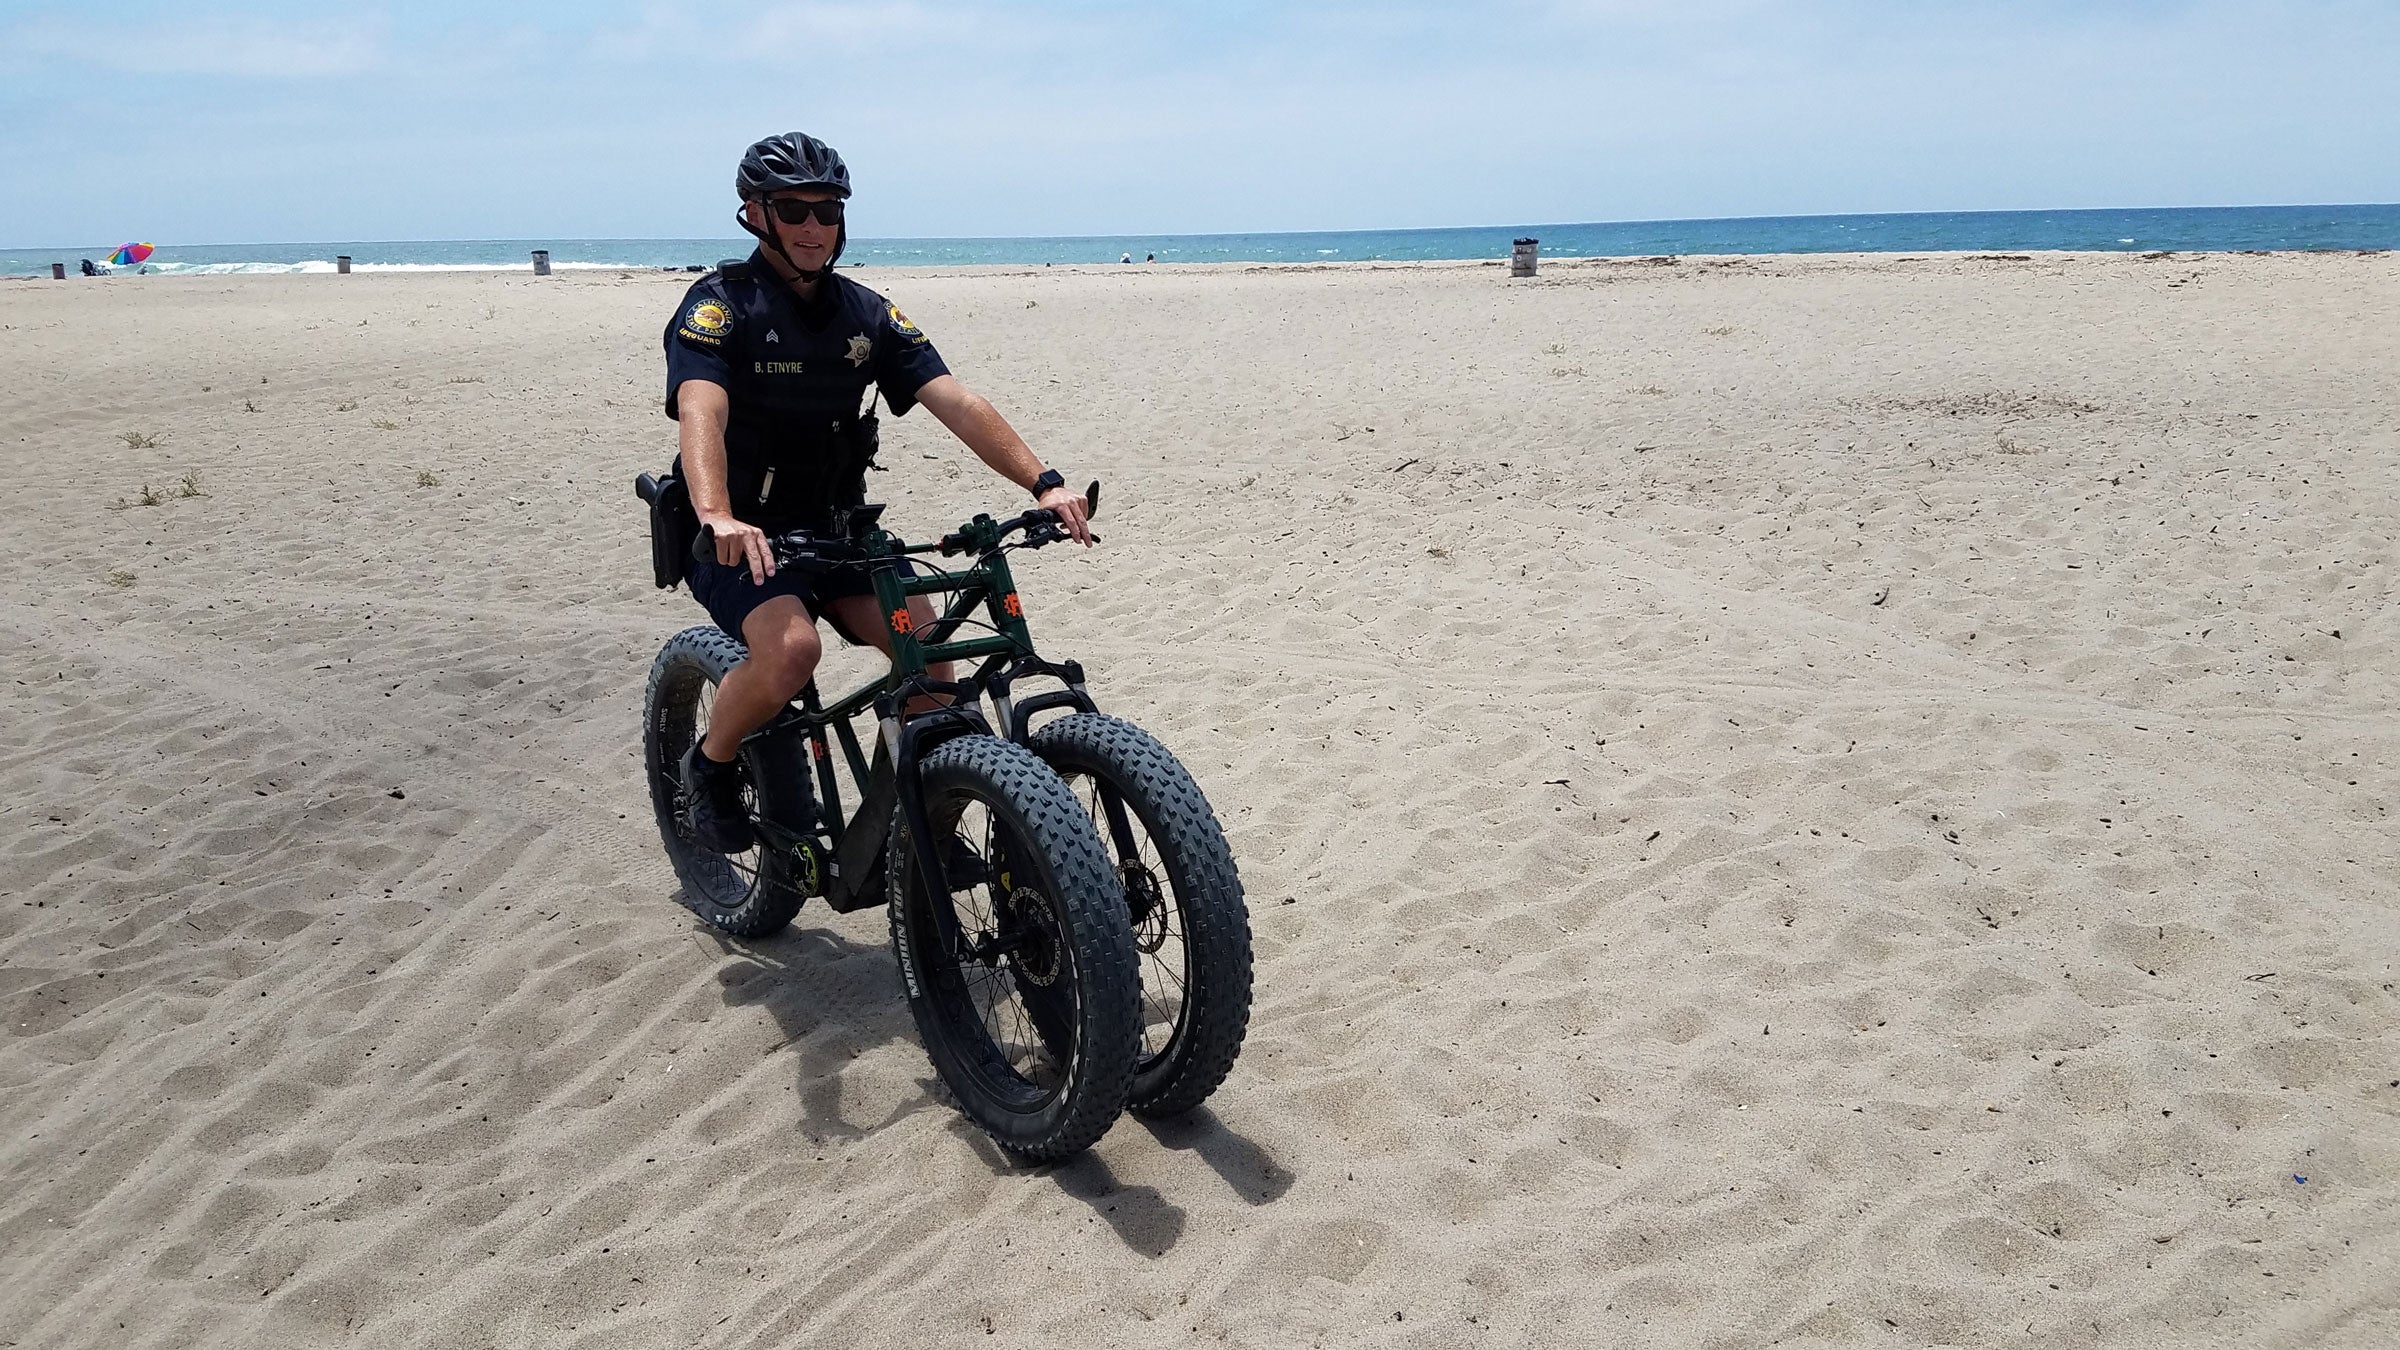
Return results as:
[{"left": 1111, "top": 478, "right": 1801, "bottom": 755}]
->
[{"left": 666, "top": 131, "right": 1091, "bottom": 853}]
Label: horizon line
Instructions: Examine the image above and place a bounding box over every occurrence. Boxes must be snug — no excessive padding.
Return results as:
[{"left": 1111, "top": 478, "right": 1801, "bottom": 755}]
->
[{"left": 8, "top": 200, "right": 2397, "bottom": 255}]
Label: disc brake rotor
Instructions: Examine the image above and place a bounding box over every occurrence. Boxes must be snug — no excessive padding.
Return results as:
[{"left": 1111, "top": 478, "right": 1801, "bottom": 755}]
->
[
  {"left": 1115, "top": 864, "right": 1166, "bottom": 953},
  {"left": 1001, "top": 886, "right": 1063, "bottom": 987}
]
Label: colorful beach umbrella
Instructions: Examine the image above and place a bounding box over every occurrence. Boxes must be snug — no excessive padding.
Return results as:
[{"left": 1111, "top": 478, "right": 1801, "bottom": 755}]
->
[{"left": 108, "top": 242, "right": 154, "bottom": 266}]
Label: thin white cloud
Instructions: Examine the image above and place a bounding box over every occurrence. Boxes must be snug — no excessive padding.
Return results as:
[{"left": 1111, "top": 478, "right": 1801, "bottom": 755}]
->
[{"left": 8, "top": 12, "right": 386, "bottom": 78}]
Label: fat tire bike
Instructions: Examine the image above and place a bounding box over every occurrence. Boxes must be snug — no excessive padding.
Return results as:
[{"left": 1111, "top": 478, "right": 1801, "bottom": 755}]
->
[{"left": 632, "top": 480, "right": 1253, "bottom": 1158}]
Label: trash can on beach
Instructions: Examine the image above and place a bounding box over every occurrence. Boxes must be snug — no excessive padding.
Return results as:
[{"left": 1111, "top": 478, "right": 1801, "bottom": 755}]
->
[
  {"left": 51, "top": 263, "right": 65, "bottom": 280},
  {"left": 1511, "top": 238, "right": 1539, "bottom": 277},
  {"left": 337, "top": 255, "right": 352, "bottom": 274},
  {"left": 531, "top": 250, "right": 551, "bottom": 276}
]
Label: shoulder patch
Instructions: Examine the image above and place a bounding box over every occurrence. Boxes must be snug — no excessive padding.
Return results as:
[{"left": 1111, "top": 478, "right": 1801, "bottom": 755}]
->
[
  {"left": 886, "top": 302, "right": 926, "bottom": 343},
  {"left": 678, "top": 297, "right": 734, "bottom": 347}
]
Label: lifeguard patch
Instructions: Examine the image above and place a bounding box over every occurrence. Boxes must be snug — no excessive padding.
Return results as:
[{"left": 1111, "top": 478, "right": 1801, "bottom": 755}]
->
[
  {"left": 887, "top": 303, "right": 925, "bottom": 342},
  {"left": 678, "top": 297, "right": 733, "bottom": 347}
]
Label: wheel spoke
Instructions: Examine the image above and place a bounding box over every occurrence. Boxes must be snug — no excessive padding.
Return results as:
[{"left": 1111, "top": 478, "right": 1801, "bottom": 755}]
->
[
  {"left": 1065, "top": 769, "right": 1192, "bottom": 1065},
  {"left": 929, "top": 801, "right": 1073, "bottom": 1093}
]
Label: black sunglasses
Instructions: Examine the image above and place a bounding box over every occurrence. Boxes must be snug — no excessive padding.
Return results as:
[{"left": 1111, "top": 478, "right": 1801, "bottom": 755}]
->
[{"left": 765, "top": 197, "right": 845, "bottom": 227}]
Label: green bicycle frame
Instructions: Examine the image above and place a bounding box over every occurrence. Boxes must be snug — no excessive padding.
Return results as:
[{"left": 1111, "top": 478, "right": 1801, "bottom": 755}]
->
[{"left": 763, "top": 512, "right": 1095, "bottom": 912}]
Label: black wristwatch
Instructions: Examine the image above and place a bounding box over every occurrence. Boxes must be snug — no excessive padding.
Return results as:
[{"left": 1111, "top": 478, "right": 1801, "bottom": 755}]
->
[{"left": 1029, "top": 468, "right": 1066, "bottom": 498}]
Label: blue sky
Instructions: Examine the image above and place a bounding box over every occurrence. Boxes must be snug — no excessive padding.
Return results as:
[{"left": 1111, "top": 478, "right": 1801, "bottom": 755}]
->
[{"left": 1, "top": 0, "right": 2394, "bottom": 246}]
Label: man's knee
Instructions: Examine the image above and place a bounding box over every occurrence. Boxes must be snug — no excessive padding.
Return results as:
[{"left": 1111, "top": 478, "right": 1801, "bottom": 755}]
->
[{"left": 740, "top": 607, "right": 823, "bottom": 692}]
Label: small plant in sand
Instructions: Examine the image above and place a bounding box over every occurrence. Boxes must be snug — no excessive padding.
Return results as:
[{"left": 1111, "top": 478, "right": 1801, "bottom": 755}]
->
[
  {"left": 414, "top": 469, "right": 442, "bottom": 487},
  {"left": 105, "top": 568, "right": 136, "bottom": 588},
  {"left": 120, "top": 430, "right": 161, "bottom": 448},
  {"left": 447, "top": 375, "right": 485, "bottom": 384},
  {"left": 1703, "top": 325, "right": 1736, "bottom": 336},
  {"left": 136, "top": 483, "right": 166, "bottom": 507},
  {"left": 177, "top": 470, "right": 205, "bottom": 498},
  {"left": 371, "top": 418, "right": 401, "bottom": 431},
  {"left": 334, "top": 400, "right": 359, "bottom": 412},
  {"left": 1543, "top": 342, "right": 1568, "bottom": 356},
  {"left": 242, "top": 399, "right": 259, "bottom": 413},
  {"left": 1632, "top": 384, "right": 1668, "bottom": 396}
]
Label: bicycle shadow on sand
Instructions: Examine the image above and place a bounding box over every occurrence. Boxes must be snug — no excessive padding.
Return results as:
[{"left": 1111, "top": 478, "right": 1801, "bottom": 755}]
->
[
  {"left": 949, "top": 1105, "right": 1294, "bottom": 1259},
  {"left": 693, "top": 914, "right": 942, "bottom": 1144},
  {"left": 689, "top": 905, "right": 1293, "bottom": 1260}
]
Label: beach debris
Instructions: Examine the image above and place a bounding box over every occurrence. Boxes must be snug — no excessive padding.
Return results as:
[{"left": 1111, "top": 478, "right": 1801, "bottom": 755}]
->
[
  {"left": 105, "top": 568, "right": 136, "bottom": 588},
  {"left": 177, "top": 470, "right": 204, "bottom": 497},
  {"left": 119, "top": 430, "right": 161, "bottom": 448},
  {"left": 1870, "top": 586, "right": 1890, "bottom": 606},
  {"left": 387, "top": 788, "right": 406, "bottom": 800}
]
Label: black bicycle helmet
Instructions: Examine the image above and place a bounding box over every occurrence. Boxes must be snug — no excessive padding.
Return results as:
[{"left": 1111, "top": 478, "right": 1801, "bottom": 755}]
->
[{"left": 736, "top": 132, "right": 851, "bottom": 201}]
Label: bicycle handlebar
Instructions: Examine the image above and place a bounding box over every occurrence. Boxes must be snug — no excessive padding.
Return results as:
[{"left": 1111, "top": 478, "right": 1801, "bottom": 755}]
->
[
  {"left": 938, "top": 480, "right": 1102, "bottom": 556},
  {"left": 686, "top": 479, "right": 1102, "bottom": 569}
]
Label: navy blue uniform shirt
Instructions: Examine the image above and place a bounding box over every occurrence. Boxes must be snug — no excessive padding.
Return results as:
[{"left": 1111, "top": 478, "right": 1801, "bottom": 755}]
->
[{"left": 663, "top": 252, "right": 950, "bottom": 531}]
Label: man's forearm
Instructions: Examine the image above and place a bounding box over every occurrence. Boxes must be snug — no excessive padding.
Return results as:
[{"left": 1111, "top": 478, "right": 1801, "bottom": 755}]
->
[
  {"left": 928, "top": 384, "right": 1044, "bottom": 488},
  {"left": 677, "top": 388, "right": 736, "bottom": 520}
]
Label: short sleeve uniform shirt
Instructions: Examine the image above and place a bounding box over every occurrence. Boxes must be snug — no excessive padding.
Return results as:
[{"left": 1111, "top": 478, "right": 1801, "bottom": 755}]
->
[{"left": 663, "top": 252, "right": 949, "bottom": 531}]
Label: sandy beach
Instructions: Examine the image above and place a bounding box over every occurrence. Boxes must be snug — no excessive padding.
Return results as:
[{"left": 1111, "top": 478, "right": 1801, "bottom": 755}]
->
[{"left": 3, "top": 250, "right": 2396, "bottom": 1348}]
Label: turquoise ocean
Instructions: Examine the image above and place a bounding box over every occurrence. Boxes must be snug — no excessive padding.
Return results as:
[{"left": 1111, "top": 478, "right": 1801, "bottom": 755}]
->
[{"left": 5, "top": 203, "right": 2396, "bottom": 278}]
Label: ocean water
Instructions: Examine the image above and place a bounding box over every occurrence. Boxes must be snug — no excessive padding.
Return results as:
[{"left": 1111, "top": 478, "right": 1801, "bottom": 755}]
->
[{"left": 5, "top": 204, "right": 2395, "bottom": 278}]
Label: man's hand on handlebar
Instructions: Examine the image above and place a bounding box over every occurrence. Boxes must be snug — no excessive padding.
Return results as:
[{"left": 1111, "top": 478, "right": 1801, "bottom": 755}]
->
[
  {"left": 703, "top": 512, "right": 776, "bottom": 584},
  {"left": 1035, "top": 484, "right": 1093, "bottom": 546}
]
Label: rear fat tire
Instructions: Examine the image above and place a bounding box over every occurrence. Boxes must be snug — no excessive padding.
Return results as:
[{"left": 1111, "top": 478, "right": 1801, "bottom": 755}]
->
[
  {"left": 1028, "top": 713, "right": 1252, "bottom": 1119},
  {"left": 643, "top": 625, "right": 817, "bottom": 938},
  {"left": 888, "top": 734, "right": 1141, "bottom": 1161}
]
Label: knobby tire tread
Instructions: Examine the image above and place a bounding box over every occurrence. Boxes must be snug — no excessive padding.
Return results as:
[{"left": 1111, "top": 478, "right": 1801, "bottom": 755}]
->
[
  {"left": 888, "top": 734, "right": 1141, "bottom": 1162},
  {"left": 1029, "top": 713, "right": 1252, "bottom": 1119}
]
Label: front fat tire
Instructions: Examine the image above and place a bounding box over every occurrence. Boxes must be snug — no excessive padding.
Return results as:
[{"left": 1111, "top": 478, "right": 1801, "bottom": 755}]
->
[
  {"left": 643, "top": 625, "right": 814, "bottom": 939},
  {"left": 888, "top": 735, "right": 1141, "bottom": 1162},
  {"left": 1029, "top": 713, "right": 1253, "bottom": 1119}
]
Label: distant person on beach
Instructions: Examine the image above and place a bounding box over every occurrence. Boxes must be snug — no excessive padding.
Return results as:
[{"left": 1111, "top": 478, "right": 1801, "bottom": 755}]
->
[{"left": 661, "top": 130, "right": 1091, "bottom": 853}]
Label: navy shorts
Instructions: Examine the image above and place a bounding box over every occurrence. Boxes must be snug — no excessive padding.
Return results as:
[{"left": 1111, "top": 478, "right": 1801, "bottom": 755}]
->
[{"left": 686, "top": 554, "right": 876, "bottom": 645}]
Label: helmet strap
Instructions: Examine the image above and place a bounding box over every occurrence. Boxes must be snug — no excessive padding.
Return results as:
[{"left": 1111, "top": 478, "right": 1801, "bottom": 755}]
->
[{"left": 736, "top": 205, "right": 841, "bottom": 286}]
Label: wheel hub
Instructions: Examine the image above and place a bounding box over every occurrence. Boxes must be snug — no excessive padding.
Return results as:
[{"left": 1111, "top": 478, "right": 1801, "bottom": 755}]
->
[
  {"left": 1121, "top": 863, "right": 1167, "bottom": 952},
  {"left": 1002, "top": 886, "right": 1063, "bottom": 987}
]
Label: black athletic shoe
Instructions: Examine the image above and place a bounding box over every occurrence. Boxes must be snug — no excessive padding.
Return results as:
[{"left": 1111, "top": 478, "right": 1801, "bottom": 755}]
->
[{"left": 681, "top": 743, "right": 757, "bottom": 854}]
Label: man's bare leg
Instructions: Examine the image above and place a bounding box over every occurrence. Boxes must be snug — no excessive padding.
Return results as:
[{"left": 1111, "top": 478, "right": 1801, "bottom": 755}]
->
[{"left": 701, "top": 596, "right": 823, "bottom": 761}]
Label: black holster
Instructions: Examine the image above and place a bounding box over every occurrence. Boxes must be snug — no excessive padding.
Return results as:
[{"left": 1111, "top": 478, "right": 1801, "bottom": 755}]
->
[{"left": 637, "top": 467, "right": 701, "bottom": 590}]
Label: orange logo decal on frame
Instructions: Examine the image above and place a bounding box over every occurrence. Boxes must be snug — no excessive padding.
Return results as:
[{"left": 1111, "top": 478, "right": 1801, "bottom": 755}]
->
[
  {"left": 889, "top": 609, "right": 913, "bottom": 634},
  {"left": 1002, "top": 593, "right": 1022, "bottom": 617}
]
